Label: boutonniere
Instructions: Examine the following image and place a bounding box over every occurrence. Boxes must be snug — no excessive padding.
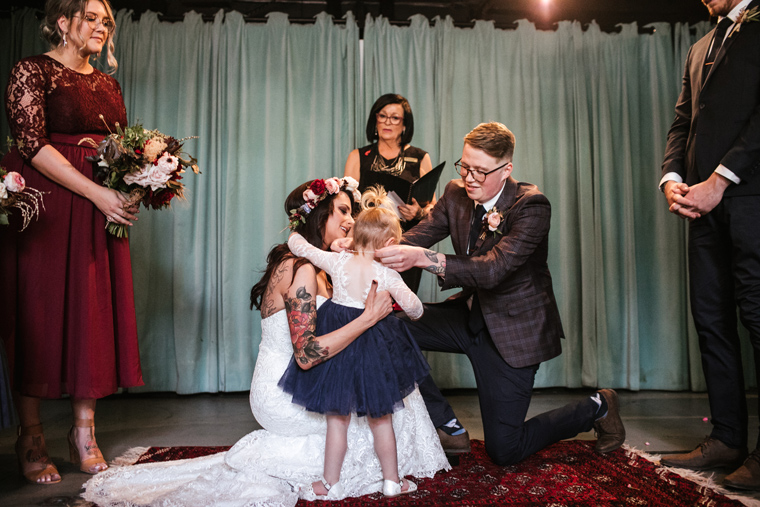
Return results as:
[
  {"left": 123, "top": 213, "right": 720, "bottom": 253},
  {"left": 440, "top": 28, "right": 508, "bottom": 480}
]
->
[
  {"left": 731, "top": 6, "right": 760, "bottom": 36},
  {"left": 479, "top": 207, "right": 504, "bottom": 240}
]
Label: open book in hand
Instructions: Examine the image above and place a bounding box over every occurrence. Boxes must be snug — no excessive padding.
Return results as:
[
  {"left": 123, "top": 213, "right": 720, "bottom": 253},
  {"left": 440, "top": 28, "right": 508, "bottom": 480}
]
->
[{"left": 361, "top": 161, "right": 445, "bottom": 210}]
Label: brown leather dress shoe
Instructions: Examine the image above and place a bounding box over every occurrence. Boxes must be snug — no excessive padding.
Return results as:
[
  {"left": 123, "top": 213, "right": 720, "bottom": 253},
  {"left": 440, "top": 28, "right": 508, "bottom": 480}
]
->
[
  {"left": 660, "top": 437, "right": 747, "bottom": 471},
  {"left": 436, "top": 428, "right": 471, "bottom": 455},
  {"left": 594, "top": 389, "right": 626, "bottom": 453},
  {"left": 724, "top": 449, "right": 760, "bottom": 490}
]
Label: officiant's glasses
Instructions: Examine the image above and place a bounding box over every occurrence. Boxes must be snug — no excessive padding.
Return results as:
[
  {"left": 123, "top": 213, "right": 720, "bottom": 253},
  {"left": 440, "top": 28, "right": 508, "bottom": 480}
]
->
[
  {"left": 376, "top": 113, "right": 404, "bottom": 125},
  {"left": 455, "top": 158, "right": 509, "bottom": 183}
]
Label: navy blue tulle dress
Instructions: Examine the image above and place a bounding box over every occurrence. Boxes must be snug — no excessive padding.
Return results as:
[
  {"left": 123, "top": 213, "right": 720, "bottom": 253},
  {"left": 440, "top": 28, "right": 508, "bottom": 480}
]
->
[
  {"left": 279, "top": 300, "right": 429, "bottom": 418},
  {"left": 279, "top": 233, "right": 429, "bottom": 419}
]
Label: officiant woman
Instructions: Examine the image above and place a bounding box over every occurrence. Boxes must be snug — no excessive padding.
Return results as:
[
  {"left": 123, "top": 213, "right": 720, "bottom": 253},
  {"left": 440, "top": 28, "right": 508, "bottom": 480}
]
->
[
  {"left": 343, "top": 93, "right": 434, "bottom": 292},
  {"left": 0, "top": 0, "right": 142, "bottom": 485}
]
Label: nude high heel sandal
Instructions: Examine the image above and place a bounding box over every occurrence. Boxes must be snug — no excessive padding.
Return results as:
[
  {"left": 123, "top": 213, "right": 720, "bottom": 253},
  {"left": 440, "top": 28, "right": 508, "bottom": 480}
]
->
[
  {"left": 16, "top": 423, "right": 62, "bottom": 484},
  {"left": 68, "top": 418, "right": 108, "bottom": 474}
]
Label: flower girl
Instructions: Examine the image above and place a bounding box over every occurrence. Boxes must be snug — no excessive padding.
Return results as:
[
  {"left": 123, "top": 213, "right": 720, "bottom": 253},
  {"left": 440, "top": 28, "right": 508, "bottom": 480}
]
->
[{"left": 280, "top": 186, "right": 429, "bottom": 499}]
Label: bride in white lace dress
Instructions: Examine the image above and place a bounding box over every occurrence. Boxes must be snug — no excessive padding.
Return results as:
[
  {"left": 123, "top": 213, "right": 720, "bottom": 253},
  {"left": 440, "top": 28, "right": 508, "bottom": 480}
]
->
[{"left": 83, "top": 178, "right": 449, "bottom": 507}]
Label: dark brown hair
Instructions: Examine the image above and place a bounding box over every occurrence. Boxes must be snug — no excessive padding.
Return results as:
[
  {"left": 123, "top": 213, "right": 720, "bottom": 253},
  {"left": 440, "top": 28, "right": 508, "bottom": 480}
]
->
[
  {"left": 250, "top": 181, "right": 356, "bottom": 311},
  {"left": 365, "top": 93, "right": 414, "bottom": 145}
]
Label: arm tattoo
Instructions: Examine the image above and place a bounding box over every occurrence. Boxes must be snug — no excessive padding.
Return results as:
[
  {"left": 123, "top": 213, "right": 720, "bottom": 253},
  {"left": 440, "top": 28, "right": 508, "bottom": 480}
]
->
[
  {"left": 284, "top": 286, "right": 329, "bottom": 366},
  {"left": 261, "top": 262, "right": 290, "bottom": 319},
  {"left": 261, "top": 298, "right": 276, "bottom": 319},
  {"left": 422, "top": 249, "right": 446, "bottom": 276}
]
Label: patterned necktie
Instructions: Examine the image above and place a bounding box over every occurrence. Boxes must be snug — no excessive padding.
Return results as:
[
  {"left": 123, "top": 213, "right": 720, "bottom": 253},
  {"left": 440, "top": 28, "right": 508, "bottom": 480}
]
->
[
  {"left": 468, "top": 204, "right": 487, "bottom": 255},
  {"left": 703, "top": 17, "right": 733, "bottom": 83}
]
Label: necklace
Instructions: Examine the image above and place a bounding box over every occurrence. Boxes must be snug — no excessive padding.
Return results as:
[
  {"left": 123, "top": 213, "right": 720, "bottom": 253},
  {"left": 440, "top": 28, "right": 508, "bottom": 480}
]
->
[{"left": 370, "top": 145, "right": 406, "bottom": 176}]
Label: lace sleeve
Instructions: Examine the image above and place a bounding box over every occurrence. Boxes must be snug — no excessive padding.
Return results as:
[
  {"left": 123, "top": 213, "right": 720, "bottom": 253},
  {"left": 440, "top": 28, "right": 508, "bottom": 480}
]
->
[
  {"left": 287, "top": 233, "right": 339, "bottom": 277},
  {"left": 5, "top": 58, "right": 50, "bottom": 161},
  {"left": 384, "top": 268, "right": 423, "bottom": 320}
]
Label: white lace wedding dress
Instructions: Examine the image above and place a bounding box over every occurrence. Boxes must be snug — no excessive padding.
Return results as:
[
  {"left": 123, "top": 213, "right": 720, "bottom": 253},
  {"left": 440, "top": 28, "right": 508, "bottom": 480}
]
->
[{"left": 83, "top": 296, "right": 449, "bottom": 507}]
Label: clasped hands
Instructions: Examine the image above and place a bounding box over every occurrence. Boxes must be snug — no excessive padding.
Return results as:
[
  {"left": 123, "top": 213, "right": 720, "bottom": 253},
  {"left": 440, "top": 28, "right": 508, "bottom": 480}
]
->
[{"left": 664, "top": 172, "right": 730, "bottom": 220}]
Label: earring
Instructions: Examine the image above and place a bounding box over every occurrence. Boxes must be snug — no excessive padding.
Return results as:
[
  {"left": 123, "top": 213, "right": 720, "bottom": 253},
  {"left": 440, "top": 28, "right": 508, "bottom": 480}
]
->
[
  {"left": 63, "top": 33, "right": 67, "bottom": 48},
  {"left": 402, "top": 128, "right": 406, "bottom": 134},
  {"left": 374, "top": 128, "right": 378, "bottom": 137}
]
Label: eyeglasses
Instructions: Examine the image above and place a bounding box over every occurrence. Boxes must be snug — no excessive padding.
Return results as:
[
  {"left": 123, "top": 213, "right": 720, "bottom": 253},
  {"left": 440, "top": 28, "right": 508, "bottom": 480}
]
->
[
  {"left": 74, "top": 13, "right": 115, "bottom": 33},
  {"left": 376, "top": 113, "right": 404, "bottom": 125},
  {"left": 454, "top": 158, "right": 509, "bottom": 183}
]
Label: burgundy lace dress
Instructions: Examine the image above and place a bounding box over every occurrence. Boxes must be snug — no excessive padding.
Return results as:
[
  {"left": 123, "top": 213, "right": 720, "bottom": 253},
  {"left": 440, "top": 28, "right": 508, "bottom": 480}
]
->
[{"left": 0, "top": 55, "right": 143, "bottom": 400}]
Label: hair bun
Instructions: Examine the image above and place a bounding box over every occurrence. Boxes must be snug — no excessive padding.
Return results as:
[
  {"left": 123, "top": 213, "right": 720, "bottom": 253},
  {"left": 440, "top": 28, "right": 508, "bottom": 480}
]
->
[{"left": 360, "top": 185, "right": 394, "bottom": 212}]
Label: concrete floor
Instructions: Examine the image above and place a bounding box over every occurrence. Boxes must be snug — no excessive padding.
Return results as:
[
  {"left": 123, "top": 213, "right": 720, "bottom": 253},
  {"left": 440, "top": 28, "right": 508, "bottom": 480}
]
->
[{"left": 1, "top": 389, "right": 759, "bottom": 506}]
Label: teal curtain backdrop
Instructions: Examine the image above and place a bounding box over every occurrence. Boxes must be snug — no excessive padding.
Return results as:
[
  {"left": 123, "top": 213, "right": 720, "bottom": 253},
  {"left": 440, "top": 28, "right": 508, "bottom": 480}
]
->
[{"left": 2, "top": 8, "right": 752, "bottom": 393}]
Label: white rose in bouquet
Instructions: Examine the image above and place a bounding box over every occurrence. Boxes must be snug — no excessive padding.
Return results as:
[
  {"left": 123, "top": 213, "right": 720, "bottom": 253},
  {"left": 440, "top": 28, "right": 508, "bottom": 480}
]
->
[
  {"left": 154, "top": 153, "right": 179, "bottom": 176},
  {"left": 4, "top": 171, "right": 25, "bottom": 193},
  {"left": 123, "top": 165, "right": 151, "bottom": 188},
  {"left": 0, "top": 182, "right": 7, "bottom": 200}
]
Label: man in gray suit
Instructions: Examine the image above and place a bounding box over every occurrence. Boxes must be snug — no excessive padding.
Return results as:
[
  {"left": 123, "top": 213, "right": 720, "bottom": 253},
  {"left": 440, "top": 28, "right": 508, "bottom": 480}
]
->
[{"left": 376, "top": 122, "right": 625, "bottom": 465}]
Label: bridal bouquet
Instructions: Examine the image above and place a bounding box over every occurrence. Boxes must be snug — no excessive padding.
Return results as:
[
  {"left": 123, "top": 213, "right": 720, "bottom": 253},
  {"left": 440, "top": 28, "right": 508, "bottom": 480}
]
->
[
  {"left": 0, "top": 167, "right": 45, "bottom": 231},
  {"left": 85, "top": 119, "right": 200, "bottom": 238}
]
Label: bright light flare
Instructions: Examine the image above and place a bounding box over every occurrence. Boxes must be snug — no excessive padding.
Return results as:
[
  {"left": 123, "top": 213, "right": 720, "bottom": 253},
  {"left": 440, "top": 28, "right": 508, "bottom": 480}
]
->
[{"left": 541, "top": 0, "right": 552, "bottom": 6}]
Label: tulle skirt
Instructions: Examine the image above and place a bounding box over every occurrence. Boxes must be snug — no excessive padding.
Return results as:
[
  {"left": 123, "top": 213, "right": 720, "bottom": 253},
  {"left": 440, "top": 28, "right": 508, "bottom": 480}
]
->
[{"left": 279, "top": 300, "right": 429, "bottom": 418}]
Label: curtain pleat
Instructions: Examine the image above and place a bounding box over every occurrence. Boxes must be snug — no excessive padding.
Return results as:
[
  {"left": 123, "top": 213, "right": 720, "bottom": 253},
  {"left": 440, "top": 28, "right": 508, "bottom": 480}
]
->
[{"left": 1, "top": 8, "right": 746, "bottom": 393}]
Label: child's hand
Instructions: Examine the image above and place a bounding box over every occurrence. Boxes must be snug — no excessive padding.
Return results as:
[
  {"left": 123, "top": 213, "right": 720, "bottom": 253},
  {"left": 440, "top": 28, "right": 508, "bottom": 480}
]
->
[{"left": 331, "top": 237, "right": 353, "bottom": 252}]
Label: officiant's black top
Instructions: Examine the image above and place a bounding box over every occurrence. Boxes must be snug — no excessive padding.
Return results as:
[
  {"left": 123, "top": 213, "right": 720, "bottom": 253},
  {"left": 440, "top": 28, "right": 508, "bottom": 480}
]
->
[{"left": 358, "top": 144, "right": 428, "bottom": 189}]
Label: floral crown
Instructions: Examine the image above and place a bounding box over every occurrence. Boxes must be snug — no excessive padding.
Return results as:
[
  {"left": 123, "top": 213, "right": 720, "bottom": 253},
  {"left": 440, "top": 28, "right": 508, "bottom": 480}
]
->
[{"left": 288, "top": 176, "right": 361, "bottom": 231}]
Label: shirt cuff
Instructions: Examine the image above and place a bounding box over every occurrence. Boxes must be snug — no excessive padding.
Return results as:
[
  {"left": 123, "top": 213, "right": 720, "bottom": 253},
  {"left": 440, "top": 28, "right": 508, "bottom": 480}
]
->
[
  {"left": 716, "top": 164, "right": 741, "bottom": 185},
  {"left": 659, "top": 172, "right": 683, "bottom": 192}
]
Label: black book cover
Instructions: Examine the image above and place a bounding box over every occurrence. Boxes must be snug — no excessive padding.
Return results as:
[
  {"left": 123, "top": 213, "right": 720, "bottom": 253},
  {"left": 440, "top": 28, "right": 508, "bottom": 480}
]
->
[{"left": 361, "top": 161, "right": 445, "bottom": 205}]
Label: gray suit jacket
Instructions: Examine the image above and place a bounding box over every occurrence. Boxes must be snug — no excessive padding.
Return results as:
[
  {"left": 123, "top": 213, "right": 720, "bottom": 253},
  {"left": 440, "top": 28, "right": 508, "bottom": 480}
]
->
[{"left": 402, "top": 177, "right": 564, "bottom": 368}]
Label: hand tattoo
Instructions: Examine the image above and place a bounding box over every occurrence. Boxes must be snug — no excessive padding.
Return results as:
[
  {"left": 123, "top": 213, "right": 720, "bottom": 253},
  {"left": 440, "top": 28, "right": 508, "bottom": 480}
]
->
[
  {"left": 423, "top": 249, "right": 446, "bottom": 276},
  {"left": 284, "top": 286, "right": 329, "bottom": 365}
]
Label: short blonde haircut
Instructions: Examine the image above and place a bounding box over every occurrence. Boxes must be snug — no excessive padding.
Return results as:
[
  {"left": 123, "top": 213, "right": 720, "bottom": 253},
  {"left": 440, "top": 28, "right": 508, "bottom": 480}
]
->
[
  {"left": 41, "top": 0, "right": 119, "bottom": 73},
  {"left": 464, "top": 122, "right": 515, "bottom": 161},
  {"left": 353, "top": 186, "right": 402, "bottom": 251}
]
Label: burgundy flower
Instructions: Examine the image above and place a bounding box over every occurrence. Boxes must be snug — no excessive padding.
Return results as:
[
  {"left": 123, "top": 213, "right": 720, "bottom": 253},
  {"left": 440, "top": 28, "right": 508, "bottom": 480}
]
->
[{"left": 309, "top": 179, "right": 326, "bottom": 196}]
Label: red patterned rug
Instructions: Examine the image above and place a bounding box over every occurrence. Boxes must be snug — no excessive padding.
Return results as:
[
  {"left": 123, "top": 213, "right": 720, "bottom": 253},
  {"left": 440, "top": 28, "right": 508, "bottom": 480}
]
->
[{"left": 129, "top": 439, "right": 744, "bottom": 506}]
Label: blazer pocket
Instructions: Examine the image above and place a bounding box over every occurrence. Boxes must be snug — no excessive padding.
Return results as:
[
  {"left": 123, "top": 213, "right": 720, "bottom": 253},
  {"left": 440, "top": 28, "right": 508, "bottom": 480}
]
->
[{"left": 506, "top": 292, "right": 551, "bottom": 316}]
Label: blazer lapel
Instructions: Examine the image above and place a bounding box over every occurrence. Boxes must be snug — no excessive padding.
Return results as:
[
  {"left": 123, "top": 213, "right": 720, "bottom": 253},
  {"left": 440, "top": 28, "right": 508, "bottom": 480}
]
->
[
  {"left": 708, "top": 26, "right": 738, "bottom": 83},
  {"left": 456, "top": 192, "right": 475, "bottom": 255},
  {"left": 705, "top": 0, "right": 760, "bottom": 86},
  {"left": 471, "top": 177, "right": 518, "bottom": 254}
]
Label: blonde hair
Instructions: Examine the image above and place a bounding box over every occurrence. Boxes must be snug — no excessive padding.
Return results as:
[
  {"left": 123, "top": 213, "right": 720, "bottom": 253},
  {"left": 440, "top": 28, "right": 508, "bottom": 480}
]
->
[
  {"left": 353, "top": 186, "right": 402, "bottom": 251},
  {"left": 41, "top": 0, "right": 119, "bottom": 74}
]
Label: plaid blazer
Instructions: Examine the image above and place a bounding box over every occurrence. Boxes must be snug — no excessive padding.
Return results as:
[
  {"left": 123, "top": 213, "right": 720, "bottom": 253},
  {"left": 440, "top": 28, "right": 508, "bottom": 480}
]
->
[{"left": 402, "top": 177, "right": 564, "bottom": 368}]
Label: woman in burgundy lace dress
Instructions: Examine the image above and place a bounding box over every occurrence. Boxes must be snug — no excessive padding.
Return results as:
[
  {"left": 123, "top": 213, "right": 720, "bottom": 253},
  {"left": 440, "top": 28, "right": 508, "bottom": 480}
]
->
[{"left": 0, "top": 0, "right": 142, "bottom": 485}]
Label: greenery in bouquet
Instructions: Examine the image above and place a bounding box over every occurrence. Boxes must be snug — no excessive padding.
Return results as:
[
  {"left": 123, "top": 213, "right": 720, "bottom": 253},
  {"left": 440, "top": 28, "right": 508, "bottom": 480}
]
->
[
  {"left": 85, "top": 118, "right": 200, "bottom": 238},
  {"left": 0, "top": 166, "right": 45, "bottom": 231}
]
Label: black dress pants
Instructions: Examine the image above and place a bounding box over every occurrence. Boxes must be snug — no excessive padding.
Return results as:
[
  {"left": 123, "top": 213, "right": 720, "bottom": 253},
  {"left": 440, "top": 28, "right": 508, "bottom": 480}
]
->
[
  {"left": 403, "top": 298, "right": 597, "bottom": 465},
  {"left": 688, "top": 195, "right": 760, "bottom": 450}
]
